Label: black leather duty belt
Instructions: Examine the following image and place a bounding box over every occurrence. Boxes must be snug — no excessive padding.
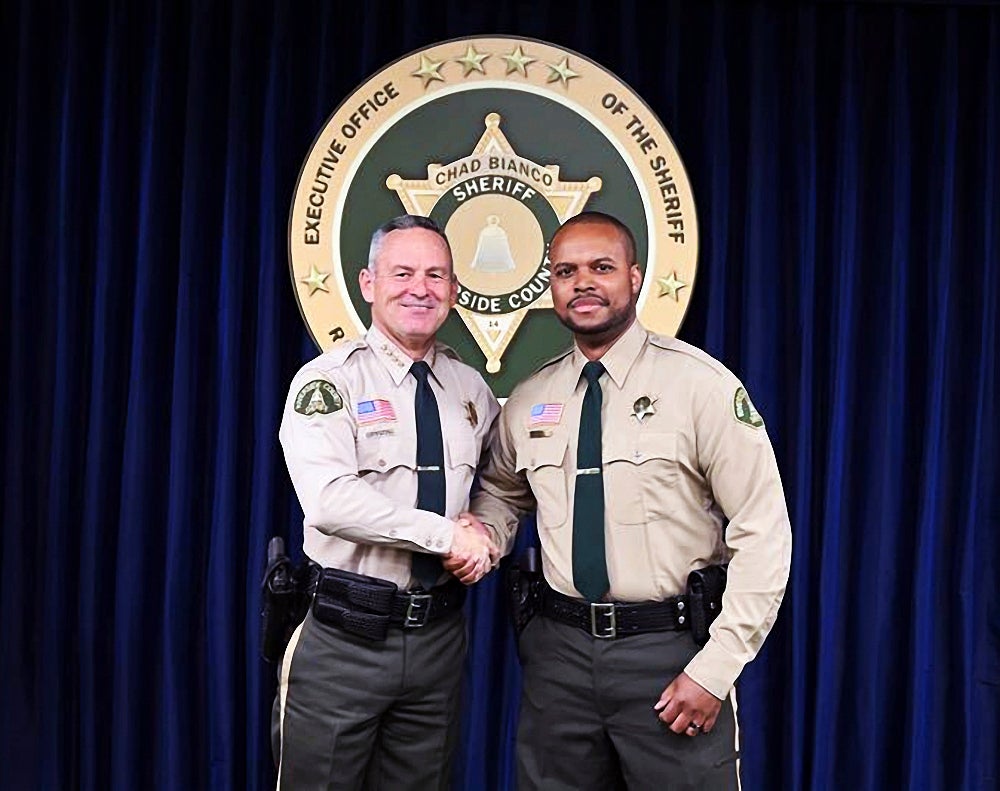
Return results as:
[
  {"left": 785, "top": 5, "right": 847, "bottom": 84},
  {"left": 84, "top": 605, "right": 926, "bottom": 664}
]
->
[
  {"left": 541, "top": 583, "right": 690, "bottom": 640},
  {"left": 312, "top": 567, "right": 466, "bottom": 641}
]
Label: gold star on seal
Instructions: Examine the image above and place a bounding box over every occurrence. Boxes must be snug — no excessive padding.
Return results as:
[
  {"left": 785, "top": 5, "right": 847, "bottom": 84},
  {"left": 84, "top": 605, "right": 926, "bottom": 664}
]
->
[
  {"left": 300, "top": 263, "right": 330, "bottom": 296},
  {"left": 501, "top": 45, "right": 535, "bottom": 76},
  {"left": 546, "top": 57, "right": 579, "bottom": 86},
  {"left": 411, "top": 54, "right": 445, "bottom": 87},
  {"left": 455, "top": 44, "right": 489, "bottom": 77},
  {"left": 657, "top": 271, "right": 688, "bottom": 301}
]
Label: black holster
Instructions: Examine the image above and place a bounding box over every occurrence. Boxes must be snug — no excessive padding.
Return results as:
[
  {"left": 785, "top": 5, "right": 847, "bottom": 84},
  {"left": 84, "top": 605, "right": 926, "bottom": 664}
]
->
[
  {"left": 260, "top": 537, "right": 317, "bottom": 663},
  {"left": 686, "top": 564, "right": 728, "bottom": 646},
  {"left": 506, "top": 547, "right": 543, "bottom": 637}
]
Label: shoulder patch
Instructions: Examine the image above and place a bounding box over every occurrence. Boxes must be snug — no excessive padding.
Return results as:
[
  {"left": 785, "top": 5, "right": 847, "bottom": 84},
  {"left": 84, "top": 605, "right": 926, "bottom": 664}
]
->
[
  {"left": 733, "top": 387, "right": 764, "bottom": 428},
  {"left": 294, "top": 380, "right": 344, "bottom": 416}
]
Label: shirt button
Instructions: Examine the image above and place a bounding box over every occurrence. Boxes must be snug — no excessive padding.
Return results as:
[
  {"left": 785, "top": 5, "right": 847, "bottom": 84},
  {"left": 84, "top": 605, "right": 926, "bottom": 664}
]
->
[
  {"left": 633, "top": 450, "right": 642, "bottom": 460},
  {"left": 389, "top": 529, "right": 398, "bottom": 538},
  {"left": 378, "top": 458, "right": 386, "bottom": 467}
]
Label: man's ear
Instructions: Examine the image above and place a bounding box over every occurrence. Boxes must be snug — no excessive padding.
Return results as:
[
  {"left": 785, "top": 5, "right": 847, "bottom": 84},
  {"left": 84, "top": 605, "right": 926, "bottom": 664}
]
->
[{"left": 359, "top": 267, "right": 375, "bottom": 305}]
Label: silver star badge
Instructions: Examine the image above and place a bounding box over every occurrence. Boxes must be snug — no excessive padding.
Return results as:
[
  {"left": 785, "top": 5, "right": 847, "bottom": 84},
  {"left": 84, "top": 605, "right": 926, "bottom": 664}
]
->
[{"left": 631, "top": 396, "right": 657, "bottom": 423}]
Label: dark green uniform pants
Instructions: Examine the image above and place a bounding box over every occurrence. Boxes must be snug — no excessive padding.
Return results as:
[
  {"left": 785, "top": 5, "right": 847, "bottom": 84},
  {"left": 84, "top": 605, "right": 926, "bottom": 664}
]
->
[
  {"left": 517, "top": 617, "right": 740, "bottom": 791},
  {"left": 273, "top": 609, "right": 466, "bottom": 791}
]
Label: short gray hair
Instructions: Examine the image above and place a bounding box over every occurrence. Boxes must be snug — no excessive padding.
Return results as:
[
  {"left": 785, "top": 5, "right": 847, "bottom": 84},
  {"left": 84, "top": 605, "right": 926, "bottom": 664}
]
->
[{"left": 367, "top": 215, "right": 453, "bottom": 272}]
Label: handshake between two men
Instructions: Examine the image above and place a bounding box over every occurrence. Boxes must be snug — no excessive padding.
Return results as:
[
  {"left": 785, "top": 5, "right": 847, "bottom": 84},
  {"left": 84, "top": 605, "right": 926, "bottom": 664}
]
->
[{"left": 443, "top": 513, "right": 497, "bottom": 585}]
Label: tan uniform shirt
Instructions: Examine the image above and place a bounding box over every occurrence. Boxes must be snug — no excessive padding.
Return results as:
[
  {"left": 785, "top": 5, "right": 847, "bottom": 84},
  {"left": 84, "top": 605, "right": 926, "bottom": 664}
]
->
[
  {"left": 471, "top": 319, "right": 791, "bottom": 698},
  {"left": 279, "top": 325, "right": 500, "bottom": 589}
]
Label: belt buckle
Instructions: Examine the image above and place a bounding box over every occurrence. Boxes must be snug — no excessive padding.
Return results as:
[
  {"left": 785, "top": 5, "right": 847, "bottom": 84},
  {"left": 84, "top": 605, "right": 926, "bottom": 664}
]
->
[
  {"left": 589, "top": 602, "right": 617, "bottom": 639},
  {"left": 404, "top": 593, "right": 434, "bottom": 628}
]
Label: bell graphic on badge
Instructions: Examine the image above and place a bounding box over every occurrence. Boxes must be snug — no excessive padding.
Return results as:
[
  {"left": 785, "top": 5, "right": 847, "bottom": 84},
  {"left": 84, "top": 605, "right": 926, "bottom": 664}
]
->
[{"left": 470, "top": 215, "right": 516, "bottom": 273}]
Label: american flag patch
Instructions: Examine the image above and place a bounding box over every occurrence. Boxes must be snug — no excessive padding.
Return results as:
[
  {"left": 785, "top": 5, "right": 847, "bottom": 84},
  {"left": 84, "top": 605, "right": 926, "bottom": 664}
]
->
[
  {"left": 529, "top": 403, "right": 564, "bottom": 427},
  {"left": 356, "top": 398, "right": 397, "bottom": 425}
]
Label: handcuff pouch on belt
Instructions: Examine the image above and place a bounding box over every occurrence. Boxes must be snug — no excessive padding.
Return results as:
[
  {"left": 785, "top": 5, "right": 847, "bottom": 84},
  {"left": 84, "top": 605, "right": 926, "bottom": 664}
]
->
[
  {"left": 312, "top": 567, "right": 398, "bottom": 642},
  {"left": 686, "top": 564, "right": 727, "bottom": 646},
  {"left": 260, "top": 537, "right": 319, "bottom": 663},
  {"left": 311, "top": 567, "right": 467, "bottom": 641},
  {"left": 506, "top": 546, "right": 542, "bottom": 637}
]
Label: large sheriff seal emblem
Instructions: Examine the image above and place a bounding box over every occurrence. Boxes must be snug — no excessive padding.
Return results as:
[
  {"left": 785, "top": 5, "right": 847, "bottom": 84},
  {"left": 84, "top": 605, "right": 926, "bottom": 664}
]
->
[{"left": 289, "top": 37, "right": 698, "bottom": 397}]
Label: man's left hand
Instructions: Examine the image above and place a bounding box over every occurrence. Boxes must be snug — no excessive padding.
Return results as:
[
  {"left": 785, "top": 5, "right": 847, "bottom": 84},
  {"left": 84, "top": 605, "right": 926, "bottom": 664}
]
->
[
  {"left": 443, "top": 513, "right": 496, "bottom": 585},
  {"left": 653, "top": 672, "right": 722, "bottom": 736}
]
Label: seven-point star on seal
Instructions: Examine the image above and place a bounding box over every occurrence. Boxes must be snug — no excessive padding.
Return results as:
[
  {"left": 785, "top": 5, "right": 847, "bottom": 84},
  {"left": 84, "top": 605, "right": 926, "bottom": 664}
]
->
[{"left": 386, "top": 112, "right": 602, "bottom": 373}]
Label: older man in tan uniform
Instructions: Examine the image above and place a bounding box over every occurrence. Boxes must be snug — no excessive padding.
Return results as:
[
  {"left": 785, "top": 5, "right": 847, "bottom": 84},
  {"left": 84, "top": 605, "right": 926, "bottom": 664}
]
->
[
  {"left": 463, "top": 212, "right": 791, "bottom": 790},
  {"left": 276, "top": 215, "right": 499, "bottom": 790}
]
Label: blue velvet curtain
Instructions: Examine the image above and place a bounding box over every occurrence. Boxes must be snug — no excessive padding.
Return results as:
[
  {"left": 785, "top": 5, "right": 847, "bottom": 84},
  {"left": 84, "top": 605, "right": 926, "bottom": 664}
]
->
[{"left": 1, "top": 1, "right": 997, "bottom": 789}]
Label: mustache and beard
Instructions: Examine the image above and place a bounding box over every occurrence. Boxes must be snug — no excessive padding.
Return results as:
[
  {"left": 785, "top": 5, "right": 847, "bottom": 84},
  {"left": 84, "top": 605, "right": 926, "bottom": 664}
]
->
[{"left": 560, "top": 293, "right": 636, "bottom": 337}]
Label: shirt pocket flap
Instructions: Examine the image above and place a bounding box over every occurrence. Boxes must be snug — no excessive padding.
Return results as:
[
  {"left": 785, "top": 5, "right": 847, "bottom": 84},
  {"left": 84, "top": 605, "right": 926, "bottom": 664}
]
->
[
  {"left": 604, "top": 432, "right": 679, "bottom": 525},
  {"left": 356, "top": 436, "right": 413, "bottom": 474},
  {"left": 515, "top": 431, "right": 570, "bottom": 472},
  {"left": 446, "top": 433, "right": 479, "bottom": 469},
  {"left": 515, "top": 432, "right": 569, "bottom": 528},
  {"left": 603, "top": 430, "right": 677, "bottom": 465}
]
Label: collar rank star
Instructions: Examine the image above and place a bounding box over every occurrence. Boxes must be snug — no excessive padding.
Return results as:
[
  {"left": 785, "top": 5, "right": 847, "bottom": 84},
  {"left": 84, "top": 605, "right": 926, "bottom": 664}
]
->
[{"left": 631, "top": 396, "right": 656, "bottom": 423}]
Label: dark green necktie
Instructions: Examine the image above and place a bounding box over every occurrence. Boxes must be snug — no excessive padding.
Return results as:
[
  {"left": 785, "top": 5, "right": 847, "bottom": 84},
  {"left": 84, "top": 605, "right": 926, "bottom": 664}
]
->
[
  {"left": 410, "top": 361, "right": 445, "bottom": 589},
  {"left": 572, "top": 360, "right": 609, "bottom": 602}
]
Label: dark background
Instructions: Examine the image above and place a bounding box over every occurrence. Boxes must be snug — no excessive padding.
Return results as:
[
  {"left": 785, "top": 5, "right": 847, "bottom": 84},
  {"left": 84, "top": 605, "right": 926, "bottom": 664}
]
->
[{"left": 1, "top": 1, "right": 997, "bottom": 789}]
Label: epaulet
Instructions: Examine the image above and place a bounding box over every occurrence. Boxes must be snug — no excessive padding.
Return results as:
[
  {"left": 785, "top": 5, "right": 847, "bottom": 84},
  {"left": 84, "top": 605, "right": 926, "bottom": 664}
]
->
[
  {"left": 647, "top": 333, "right": 730, "bottom": 378},
  {"left": 647, "top": 332, "right": 678, "bottom": 352},
  {"left": 529, "top": 345, "right": 575, "bottom": 376},
  {"left": 313, "top": 338, "right": 368, "bottom": 372},
  {"left": 434, "top": 340, "right": 462, "bottom": 362}
]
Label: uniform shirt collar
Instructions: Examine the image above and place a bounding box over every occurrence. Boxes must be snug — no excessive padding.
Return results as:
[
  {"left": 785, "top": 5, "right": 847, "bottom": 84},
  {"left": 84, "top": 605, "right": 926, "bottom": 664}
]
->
[
  {"left": 366, "top": 324, "right": 440, "bottom": 386},
  {"left": 565, "top": 318, "right": 647, "bottom": 394}
]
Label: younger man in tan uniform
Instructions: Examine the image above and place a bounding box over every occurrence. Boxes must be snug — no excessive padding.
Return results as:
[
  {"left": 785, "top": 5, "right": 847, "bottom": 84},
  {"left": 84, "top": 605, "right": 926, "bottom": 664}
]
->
[{"left": 459, "top": 212, "right": 791, "bottom": 789}]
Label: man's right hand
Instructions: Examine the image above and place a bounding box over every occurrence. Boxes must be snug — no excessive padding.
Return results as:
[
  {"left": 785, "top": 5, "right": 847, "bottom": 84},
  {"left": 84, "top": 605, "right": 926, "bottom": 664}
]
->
[{"left": 444, "top": 514, "right": 496, "bottom": 585}]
